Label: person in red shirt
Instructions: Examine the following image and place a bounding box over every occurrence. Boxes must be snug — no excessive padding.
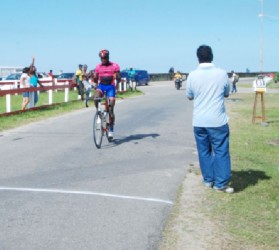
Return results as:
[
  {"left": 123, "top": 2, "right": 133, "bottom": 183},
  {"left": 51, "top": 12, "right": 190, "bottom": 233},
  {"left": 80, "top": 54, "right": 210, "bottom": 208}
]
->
[{"left": 48, "top": 70, "right": 54, "bottom": 78}]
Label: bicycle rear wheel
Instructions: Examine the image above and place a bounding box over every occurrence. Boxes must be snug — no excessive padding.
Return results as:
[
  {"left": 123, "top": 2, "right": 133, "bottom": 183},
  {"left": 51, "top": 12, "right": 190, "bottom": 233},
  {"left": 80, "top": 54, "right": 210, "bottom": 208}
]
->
[{"left": 93, "top": 112, "right": 103, "bottom": 148}]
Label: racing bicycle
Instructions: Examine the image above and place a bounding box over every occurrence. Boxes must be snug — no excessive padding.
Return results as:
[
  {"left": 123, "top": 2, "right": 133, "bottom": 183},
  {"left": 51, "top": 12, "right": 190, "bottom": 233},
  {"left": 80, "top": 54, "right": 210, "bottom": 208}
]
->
[{"left": 93, "top": 93, "right": 113, "bottom": 149}]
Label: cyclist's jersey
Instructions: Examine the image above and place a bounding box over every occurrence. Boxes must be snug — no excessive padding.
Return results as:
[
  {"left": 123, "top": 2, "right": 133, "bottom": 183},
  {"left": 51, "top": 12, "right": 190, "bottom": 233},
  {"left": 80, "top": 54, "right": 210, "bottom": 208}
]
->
[{"left": 95, "top": 62, "right": 120, "bottom": 85}]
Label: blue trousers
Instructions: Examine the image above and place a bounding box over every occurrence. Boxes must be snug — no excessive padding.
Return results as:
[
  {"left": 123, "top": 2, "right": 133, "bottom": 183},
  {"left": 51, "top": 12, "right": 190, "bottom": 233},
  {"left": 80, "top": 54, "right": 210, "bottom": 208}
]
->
[{"left": 194, "top": 124, "right": 231, "bottom": 189}]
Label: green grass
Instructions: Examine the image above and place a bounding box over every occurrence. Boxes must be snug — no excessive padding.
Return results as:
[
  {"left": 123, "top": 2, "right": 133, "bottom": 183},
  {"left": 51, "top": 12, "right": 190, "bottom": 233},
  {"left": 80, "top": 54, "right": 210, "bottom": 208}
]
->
[
  {"left": 0, "top": 89, "right": 143, "bottom": 131},
  {"left": 208, "top": 92, "right": 279, "bottom": 248}
]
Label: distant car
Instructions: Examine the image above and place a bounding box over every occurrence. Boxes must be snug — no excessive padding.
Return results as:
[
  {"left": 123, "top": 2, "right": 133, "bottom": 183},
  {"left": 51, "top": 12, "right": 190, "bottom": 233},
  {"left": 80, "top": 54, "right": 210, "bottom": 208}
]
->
[
  {"left": 135, "top": 70, "right": 150, "bottom": 86},
  {"left": 3, "top": 73, "right": 22, "bottom": 81},
  {"left": 56, "top": 73, "right": 75, "bottom": 80},
  {"left": 0, "top": 73, "right": 22, "bottom": 90},
  {"left": 120, "top": 70, "right": 150, "bottom": 86}
]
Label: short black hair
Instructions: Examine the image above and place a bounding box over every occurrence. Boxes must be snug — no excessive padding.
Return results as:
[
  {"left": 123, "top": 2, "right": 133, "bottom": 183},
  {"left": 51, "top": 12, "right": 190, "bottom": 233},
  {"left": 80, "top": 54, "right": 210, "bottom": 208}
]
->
[
  {"left": 197, "top": 45, "right": 213, "bottom": 63},
  {"left": 22, "top": 67, "right": 29, "bottom": 73}
]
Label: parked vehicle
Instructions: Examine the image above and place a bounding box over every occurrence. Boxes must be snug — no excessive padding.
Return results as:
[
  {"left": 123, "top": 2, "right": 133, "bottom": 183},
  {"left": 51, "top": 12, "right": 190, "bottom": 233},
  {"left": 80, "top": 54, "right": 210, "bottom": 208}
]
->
[
  {"left": 56, "top": 73, "right": 75, "bottom": 80},
  {"left": 3, "top": 73, "right": 22, "bottom": 81},
  {"left": 120, "top": 69, "right": 150, "bottom": 86},
  {"left": 135, "top": 70, "right": 150, "bottom": 86},
  {"left": 0, "top": 73, "right": 22, "bottom": 90}
]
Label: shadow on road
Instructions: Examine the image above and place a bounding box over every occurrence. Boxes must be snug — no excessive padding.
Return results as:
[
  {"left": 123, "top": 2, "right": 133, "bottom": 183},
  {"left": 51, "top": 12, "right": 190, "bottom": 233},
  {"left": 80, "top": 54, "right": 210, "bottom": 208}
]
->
[
  {"left": 231, "top": 170, "right": 271, "bottom": 193},
  {"left": 111, "top": 133, "right": 160, "bottom": 146}
]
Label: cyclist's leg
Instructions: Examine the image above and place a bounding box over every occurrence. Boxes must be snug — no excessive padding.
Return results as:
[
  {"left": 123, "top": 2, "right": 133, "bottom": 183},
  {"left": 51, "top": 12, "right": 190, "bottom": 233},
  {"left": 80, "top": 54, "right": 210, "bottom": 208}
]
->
[
  {"left": 106, "top": 85, "right": 116, "bottom": 131},
  {"left": 93, "top": 86, "right": 104, "bottom": 109}
]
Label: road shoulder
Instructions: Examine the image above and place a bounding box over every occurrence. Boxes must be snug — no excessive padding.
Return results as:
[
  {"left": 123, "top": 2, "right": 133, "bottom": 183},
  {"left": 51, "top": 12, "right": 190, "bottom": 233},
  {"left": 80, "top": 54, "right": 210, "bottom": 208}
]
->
[{"left": 158, "top": 165, "right": 232, "bottom": 250}]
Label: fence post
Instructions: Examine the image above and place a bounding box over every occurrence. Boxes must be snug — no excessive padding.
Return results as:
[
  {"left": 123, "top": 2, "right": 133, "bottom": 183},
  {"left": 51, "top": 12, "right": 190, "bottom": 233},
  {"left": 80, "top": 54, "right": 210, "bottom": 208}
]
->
[
  {"left": 48, "top": 89, "right": 53, "bottom": 105},
  {"left": 124, "top": 81, "right": 127, "bottom": 92},
  {"left": 6, "top": 94, "right": 11, "bottom": 113},
  {"left": 54, "top": 78, "right": 58, "bottom": 93},
  {"left": 65, "top": 81, "right": 69, "bottom": 102}
]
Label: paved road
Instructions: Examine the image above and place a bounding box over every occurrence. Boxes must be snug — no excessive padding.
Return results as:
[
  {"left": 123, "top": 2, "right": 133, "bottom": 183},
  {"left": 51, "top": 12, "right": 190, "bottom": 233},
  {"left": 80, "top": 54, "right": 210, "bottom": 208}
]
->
[{"left": 0, "top": 81, "right": 197, "bottom": 250}]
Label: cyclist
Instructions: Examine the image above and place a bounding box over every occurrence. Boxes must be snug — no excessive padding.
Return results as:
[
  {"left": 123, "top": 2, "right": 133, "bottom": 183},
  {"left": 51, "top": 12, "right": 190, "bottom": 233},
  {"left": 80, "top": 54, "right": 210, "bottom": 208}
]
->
[{"left": 93, "top": 49, "right": 121, "bottom": 139}]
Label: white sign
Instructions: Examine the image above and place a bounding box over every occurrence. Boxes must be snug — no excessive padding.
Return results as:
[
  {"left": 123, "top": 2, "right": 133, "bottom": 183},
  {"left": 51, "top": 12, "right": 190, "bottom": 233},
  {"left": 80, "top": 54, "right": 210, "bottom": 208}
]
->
[{"left": 253, "top": 78, "right": 266, "bottom": 92}]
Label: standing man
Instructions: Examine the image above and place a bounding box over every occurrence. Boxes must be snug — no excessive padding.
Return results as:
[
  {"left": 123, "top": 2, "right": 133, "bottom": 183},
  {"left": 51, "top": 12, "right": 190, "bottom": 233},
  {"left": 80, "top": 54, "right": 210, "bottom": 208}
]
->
[
  {"left": 186, "top": 45, "right": 233, "bottom": 193},
  {"left": 93, "top": 49, "right": 121, "bottom": 139},
  {"left": 75, "top": 64, "right": 84, "bottom": 100},
  {"left": 230, "top": 70, "right": 237, "bottom": 94}
]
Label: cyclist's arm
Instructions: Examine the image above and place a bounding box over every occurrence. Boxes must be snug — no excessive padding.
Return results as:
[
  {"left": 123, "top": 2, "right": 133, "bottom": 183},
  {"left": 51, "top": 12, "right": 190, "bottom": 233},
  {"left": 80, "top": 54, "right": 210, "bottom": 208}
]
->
[{"left": 114, "top": 71, "right": 121, "bottom": 89}]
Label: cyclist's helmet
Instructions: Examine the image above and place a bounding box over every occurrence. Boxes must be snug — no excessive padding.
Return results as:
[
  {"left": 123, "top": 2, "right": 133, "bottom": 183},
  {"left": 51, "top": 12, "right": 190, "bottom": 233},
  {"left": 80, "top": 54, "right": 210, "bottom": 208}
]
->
[{"left": 99, "top": 49, "right": 109, "bottom": 59}]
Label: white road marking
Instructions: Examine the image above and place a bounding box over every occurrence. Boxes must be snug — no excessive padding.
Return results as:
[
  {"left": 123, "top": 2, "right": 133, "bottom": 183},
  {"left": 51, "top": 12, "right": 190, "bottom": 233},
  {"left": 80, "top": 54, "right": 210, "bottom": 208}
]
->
[{"left": 0, "top": 187, "right": 173, "bottom": 205}]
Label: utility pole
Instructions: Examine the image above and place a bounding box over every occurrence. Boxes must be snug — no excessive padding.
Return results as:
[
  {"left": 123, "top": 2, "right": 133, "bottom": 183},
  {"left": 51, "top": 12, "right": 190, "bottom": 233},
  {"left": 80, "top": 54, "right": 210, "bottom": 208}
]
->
[{"left": 259, "top": 0, "right": 264, "bottom": 72}]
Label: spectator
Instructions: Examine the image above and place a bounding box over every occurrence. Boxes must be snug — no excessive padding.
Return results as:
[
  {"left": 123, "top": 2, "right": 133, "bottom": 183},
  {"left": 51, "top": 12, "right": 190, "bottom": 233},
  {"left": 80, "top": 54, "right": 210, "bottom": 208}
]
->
[
  {"left": 128, "top": 67, "right": 136, "bottom": 90},
  {"left": 83, "top": 64, "right": 88, "bottom": 75},
  {"left": 75, "top": 64, "right": 84, "bottom": 100},
  {"left": 29, "top": 65, "right": 45, "bottom": 107},
  {"left": 48, "top": 70, "right": 54, "bottom": 78},
  {"left": 20, "top": 57, "right": 35, "bottom": 110},
  {"left": 169, "top": 67, "right": 174, "bottom": 80},
  {"left": 230, "top": 70, "right": 237, "bottom": 94},
  {"left": 82, "top": 75, "right": 93, "bottom": 108},
  {"left": 186, "top": 45, "right": 233, "bottom": 193}
]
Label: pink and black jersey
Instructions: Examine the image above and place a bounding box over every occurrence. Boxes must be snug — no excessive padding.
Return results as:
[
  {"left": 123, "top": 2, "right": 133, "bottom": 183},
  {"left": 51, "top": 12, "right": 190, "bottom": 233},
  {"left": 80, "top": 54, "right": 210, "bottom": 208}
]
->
[{"left": 95, "top": 62, "right": 120, "bottom": 85}]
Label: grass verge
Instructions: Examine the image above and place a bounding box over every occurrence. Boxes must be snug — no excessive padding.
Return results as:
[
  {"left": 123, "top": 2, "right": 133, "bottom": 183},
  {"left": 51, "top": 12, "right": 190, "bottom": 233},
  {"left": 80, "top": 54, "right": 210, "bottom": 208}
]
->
[
  {"left": 210, "top": 92, "right": 279, "bottom": 249},
  {"left": 160, "top": 91, "right": 279, "bottom": 249}
]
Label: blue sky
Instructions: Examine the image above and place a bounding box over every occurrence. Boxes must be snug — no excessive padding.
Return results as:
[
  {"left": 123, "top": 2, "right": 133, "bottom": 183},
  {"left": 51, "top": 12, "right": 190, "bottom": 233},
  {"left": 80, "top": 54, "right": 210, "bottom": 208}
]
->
[{"left": 1, "top": 0, "right": 278, "bottom": 74}]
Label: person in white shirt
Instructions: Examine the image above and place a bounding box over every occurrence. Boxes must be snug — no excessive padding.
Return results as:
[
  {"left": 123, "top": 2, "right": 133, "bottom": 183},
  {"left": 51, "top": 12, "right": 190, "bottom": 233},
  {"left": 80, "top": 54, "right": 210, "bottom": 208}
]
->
[
  {"left": 20, "top": 57, "right": 35, "bottom": 110},
  {"left": 186, "top": 45, "right": 233, "bottom": 194}
]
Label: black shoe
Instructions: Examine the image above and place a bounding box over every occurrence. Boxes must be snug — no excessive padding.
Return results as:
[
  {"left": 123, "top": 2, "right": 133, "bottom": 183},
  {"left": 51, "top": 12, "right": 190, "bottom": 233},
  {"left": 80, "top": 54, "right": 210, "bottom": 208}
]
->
[{"left": 85, "top": 100, "right": 89, "bottom": 108}]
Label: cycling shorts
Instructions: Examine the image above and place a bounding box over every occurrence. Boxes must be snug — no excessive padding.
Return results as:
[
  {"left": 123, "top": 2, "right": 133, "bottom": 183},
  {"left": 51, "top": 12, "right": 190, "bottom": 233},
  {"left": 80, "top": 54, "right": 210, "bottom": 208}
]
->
[{"left": 97, "top": 84, "right": 116, "bottom": 98}]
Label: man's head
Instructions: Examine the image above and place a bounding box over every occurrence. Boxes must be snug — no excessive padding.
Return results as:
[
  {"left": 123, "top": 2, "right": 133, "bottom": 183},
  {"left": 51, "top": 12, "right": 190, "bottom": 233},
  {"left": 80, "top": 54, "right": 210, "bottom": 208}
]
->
[
  {"left": 197, "top": 45, "right": 213, "bottom": 63},
  {"left": 79, "top": 64, "right": 83, "bottom": 69},
  {"left": 99, "top": 49, "right": 109, "bottom": 65}
]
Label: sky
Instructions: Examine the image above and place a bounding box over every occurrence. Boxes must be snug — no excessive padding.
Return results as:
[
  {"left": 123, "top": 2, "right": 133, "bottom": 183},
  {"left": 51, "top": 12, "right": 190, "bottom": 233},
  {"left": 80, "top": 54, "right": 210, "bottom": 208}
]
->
[{"left": 1, "top": 0, "right": 279, "bottom": 74}]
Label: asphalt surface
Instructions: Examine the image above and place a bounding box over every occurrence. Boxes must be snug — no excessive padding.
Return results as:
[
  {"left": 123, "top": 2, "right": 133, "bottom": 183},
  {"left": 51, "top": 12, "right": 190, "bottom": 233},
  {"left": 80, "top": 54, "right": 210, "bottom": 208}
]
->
[{"left": 0, "top": 81, "right": 198, "bottom": 250}]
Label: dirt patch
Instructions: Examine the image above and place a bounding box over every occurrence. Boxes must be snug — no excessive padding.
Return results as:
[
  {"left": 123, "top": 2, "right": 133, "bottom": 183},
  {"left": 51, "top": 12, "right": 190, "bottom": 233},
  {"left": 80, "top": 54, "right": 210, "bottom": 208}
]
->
[
  {"left": 158, "top": 166, "right": 233, "bottom": 250},
  {"left": 268, "top": 139, "right": 279, "bottom": 146}
]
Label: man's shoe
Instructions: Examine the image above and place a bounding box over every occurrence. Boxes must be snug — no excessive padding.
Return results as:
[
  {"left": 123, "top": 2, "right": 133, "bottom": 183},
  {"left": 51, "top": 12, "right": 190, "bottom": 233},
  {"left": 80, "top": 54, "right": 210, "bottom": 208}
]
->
[
  {"left": 108, "top": 131, "right": 113, "bottom": 139},
  {"left": 213, "top": 186, "right": 234, "bottom": 194},
  {"left": 203, "top": 181, "right": 213, "bottom": 188},
  {"left": 85, "top": 100, "right": 89, "bottom": 108}
]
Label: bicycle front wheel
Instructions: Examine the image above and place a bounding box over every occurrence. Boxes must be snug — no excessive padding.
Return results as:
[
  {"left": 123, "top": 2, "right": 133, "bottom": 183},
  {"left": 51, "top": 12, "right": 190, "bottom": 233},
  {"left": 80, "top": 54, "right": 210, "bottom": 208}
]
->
[{"left": 93, "top": 112, "right": 103, "bottom": 149}]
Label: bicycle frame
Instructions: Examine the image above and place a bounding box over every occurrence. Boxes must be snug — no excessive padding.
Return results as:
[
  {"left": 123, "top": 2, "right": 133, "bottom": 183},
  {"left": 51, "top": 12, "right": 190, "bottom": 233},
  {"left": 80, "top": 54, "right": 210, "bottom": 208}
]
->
[{"left": 93, "top": 93, "right": 112, "bottom": 148}]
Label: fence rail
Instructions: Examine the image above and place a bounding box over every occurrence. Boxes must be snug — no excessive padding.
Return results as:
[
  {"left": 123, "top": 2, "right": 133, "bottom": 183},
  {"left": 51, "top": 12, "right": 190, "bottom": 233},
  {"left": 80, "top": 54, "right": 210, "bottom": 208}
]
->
[{"left": 0, "top": 79, "right": 129, "bottom": 115}]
